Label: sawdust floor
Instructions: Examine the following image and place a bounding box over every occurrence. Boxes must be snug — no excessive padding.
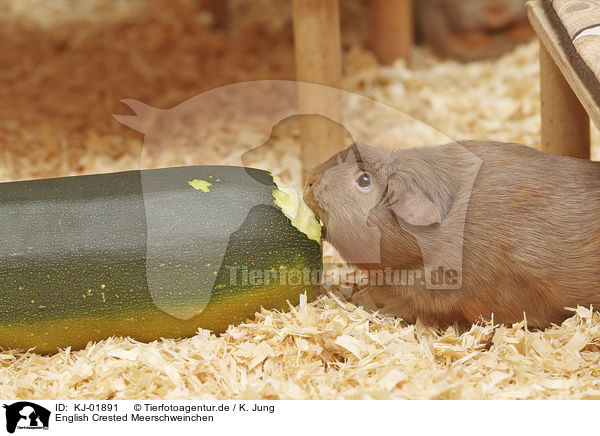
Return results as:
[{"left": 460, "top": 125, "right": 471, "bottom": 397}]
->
[{"left": 1, "top": 0, "right": 600, "bottom": 399}]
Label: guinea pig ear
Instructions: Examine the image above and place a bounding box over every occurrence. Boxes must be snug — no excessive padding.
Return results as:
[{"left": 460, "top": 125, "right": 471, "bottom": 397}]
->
[{"left": 385, "top": 177, "right": 441, "bottom": 227}]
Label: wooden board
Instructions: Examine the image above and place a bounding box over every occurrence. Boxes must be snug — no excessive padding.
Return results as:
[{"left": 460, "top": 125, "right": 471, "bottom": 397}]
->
[
  {"left": 550, "top": 0, "right": 600, "bottom": 85},
  {"left": 527, "top": 0, "right": 600, "bottom": 130}
]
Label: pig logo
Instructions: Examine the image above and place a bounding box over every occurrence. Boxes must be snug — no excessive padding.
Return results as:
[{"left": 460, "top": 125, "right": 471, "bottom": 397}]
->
[
  {"left": 3, "top": 402, "right": 50, "bottom": 433},
  {"left": 113, "top": 80, "right": 469, "bottom": 319}
]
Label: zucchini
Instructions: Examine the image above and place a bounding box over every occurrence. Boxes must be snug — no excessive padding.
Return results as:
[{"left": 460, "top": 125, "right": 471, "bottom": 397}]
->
[{"left": 0, "top": 166, "right": 322, "bottom": 354}]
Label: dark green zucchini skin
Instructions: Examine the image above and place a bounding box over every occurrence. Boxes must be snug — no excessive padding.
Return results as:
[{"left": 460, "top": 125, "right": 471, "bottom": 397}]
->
[{"left": 0, "top": 166, "right": 322, "bottom": 354}]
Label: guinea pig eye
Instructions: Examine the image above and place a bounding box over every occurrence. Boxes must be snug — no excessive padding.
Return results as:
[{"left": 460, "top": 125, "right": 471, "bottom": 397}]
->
[{"left": 354, "top": 172, "right": 373, "bottom": 193}]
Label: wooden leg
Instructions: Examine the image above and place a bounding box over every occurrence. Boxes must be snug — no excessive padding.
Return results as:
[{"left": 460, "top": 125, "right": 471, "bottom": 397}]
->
[
  {"left": 540, "top": 41, "right": 590, "bottom": 159},
  {"left": 370, "top": 0, "right": 413, "bottom": 65},
  {"left": 292, "top": 0, "right": 344, "bottom": 180}
]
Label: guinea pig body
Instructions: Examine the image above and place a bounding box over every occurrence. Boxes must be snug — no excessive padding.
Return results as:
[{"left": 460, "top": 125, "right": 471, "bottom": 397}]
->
[{"left": 305, "top": 141, "right": 600, "bottom": 328}]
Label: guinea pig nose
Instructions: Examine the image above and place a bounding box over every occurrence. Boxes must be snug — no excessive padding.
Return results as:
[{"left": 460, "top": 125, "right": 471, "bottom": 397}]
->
[
  {"left": 304, "top": 174, "right": 317, "bottom": 195},
  {"left": 304, "top": 181, "right": 314, "bottom": 197}
]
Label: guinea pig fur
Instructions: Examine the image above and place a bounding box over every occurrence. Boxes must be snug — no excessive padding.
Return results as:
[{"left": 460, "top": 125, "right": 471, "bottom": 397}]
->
[{"left": 304, "top": 141, "right": 600, "bottom": 328}]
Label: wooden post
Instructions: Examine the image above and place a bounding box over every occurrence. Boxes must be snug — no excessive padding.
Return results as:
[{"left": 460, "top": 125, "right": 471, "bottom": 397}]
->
[
  {"left": 370, "top": 0, "right": 413, "bottom": 65},
  {"left": 292, "top": 0, "right": 344, "bottom": 180},
  {"left": 540, "top": 41, "right": 590, "bottom": 158}
]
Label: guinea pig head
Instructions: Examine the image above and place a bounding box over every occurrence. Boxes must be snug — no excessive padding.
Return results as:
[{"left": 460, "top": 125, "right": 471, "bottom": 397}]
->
[{"left": 304, "top": 142, "right": 449, "bottom": 269}]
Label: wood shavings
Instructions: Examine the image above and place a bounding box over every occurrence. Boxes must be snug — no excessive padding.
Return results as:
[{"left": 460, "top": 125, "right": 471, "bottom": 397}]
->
[{"left": 3, "top": 295, "right": 600, "bottom": 399}]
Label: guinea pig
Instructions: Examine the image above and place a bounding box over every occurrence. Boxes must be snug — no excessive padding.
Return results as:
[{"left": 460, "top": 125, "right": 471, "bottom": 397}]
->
[
  {"left": 304, "top": 141, "right": 600, "bottom": 328},
  {"left": 415, "top": 0, "right": 534, "bottom": 61}
]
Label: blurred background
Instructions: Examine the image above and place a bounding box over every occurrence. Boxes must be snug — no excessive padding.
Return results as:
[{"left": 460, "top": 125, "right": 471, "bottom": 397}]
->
[{"left": 0, "top": 0, "right": 597, "bottom": 186}]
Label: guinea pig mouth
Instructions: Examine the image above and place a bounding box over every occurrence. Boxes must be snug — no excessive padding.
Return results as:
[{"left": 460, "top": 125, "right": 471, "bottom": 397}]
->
[
  {"left": 305, "top": 199, "right": 323, "bottom": 221},
  {"left": 303, "top": 196, "right": 329, "bottom": 241},
  {"left": 307, "top": 206, "right": 328, "bottom": 241}
]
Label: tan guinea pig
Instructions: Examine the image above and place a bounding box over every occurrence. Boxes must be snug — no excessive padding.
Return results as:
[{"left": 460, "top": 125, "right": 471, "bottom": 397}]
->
[{"left": 304, "top": 141, "right": 600, "bottom": 328}]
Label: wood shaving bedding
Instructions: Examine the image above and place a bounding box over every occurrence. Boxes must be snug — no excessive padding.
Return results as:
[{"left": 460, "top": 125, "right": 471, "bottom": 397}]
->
[
  {"left": 2, "top": 296, "right": 600, "bottom": 399},
  {"left": 1, "top": 0, "right": 600, "bottom": 399}
]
